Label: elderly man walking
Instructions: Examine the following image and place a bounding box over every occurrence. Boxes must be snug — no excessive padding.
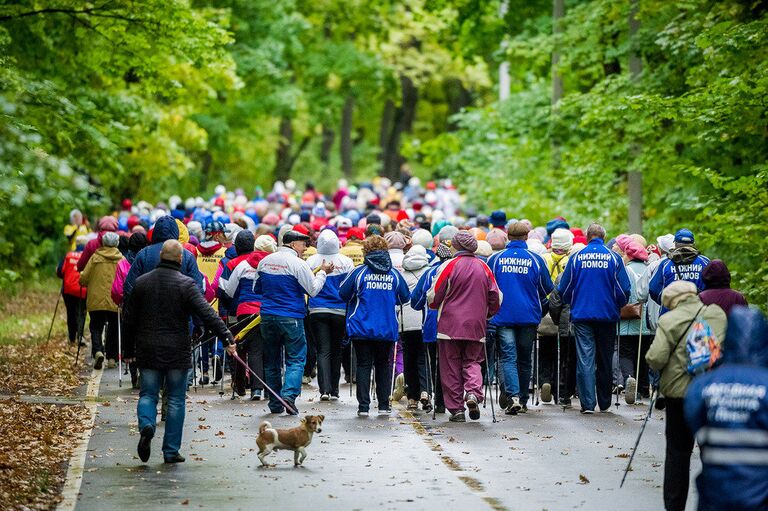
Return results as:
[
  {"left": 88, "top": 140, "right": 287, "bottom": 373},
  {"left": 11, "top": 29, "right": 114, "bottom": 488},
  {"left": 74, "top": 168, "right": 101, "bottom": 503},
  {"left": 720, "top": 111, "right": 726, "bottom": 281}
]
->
[
  {"left": 558, "top": 223, "right": 630, "bottom": 414},
  {"left": 428, "top": 231, "right": 502, "bottom": 422},
  {"left": 124, "top": 240, "right": 235, "bottom": 464}
]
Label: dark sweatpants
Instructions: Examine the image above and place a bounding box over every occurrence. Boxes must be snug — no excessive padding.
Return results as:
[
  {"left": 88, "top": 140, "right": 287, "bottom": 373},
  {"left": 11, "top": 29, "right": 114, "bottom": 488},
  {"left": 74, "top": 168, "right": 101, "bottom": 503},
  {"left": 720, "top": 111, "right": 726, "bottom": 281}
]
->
[
  {"left": 539, "top": 334, "right": 577, "bottom": 402},
  {"left": 353, "top": 339, "right": 393, "bottom": 412},
  {"left": 310, "top": 312, "right": 346, "bottom": 397},
  {"left": 618, "top": 334, "right": 653, "bottom": 397},
  {"left": 402, "top": 330, "right": 431, "bottom": 401},
  {"left": 233, "top": 318, "right": 264, "bottom": 394},
  {"left": 303, "top": 316, "right": 317, "bottom": 378},
  {"left": 89, "top": 310, "right": 118, "bottom": 360},
  {"left": 63, "top": 293, "right": 86, "bottom": 343},
  {"left": 664, "top": 398, "right": 695, "bottom": 511}
]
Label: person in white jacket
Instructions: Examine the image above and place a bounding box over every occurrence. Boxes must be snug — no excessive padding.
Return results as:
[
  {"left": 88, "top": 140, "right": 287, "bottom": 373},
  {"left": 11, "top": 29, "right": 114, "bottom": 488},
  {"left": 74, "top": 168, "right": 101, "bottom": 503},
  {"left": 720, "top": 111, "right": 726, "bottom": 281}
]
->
[{"left": 399, "top": 245, "right": 433, "bottom": 411}]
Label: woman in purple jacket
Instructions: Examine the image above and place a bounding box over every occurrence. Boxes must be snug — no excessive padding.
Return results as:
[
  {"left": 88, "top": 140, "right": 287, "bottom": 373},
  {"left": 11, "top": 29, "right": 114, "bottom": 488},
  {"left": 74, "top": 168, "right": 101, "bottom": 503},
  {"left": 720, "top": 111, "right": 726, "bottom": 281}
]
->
[{"left": 699, "top": 259, "right": 747, "bottom": 315}]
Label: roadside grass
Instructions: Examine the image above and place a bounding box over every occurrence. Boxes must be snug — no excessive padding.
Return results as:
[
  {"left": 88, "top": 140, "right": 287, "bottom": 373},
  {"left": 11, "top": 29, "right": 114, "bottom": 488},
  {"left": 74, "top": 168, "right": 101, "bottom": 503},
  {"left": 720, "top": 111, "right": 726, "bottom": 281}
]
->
[{"left": 0, "top": 277, "right": 67, "bottom": 346}]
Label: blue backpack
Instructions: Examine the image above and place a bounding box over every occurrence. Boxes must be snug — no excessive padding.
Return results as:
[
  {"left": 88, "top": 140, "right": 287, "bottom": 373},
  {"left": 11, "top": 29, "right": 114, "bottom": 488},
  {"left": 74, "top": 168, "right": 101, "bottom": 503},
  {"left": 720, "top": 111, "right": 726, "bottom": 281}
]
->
[{"left": 685, "top": 306, "right": 721, "bottom": 375}]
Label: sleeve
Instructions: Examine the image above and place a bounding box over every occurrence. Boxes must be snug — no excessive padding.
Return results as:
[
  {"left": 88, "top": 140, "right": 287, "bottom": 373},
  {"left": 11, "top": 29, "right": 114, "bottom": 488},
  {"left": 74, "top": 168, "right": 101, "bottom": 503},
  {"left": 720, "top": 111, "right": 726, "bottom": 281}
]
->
[
  {"left": 683, "top": 379, "right": 707, "bottom": 435},
  {"left": 615, "top": 260, "right": 631, "bottom": 307},
  {"left": 557, "top": 257, "right": 575, "bottom": 305},
  {"left": 56, "top": 259, "right": 65, "bottom": 279},
  {"left": 210, "top": 262, "right": 224, "bottom": 296},
  {"left": 221, "top": 261, "right": 246, "bottom": 298},
  {"left": 636, "top": 262, "right": 653, "bottom": 303},
  {"left": 649, "top": 261, "right": 665, "bottom": 304},
  {"left": 111, "top": 262, "right": 127, "bottom": 306},
  {"left": 427, "top": 262, "right": 450, "bottom": 310},
  {"left": 395, "top": 272, "right": 411, "bottom": 306},
  {"left": 410, "top": 269, "right": 432, "bottom": 311},
  {"left": 536, "top": 255, "right": 554, "bottom": 299},
  {"left": 645, "top": 322, "right": 673, "bottom": 371},
  {"left": 123, "top": 254, "right": 142, "bottom": 303},
  {"left": 296, "top": 259, "right": 327, "bottom": 297},
  {"left": 486, "top": 271, "right": 502, "bottom": 318},
  {"left": 187, "top": 283, "right": 233, "bottom": 344},
  {"left": 338, "top": 267, "right": 361, "bottom": 303},
  {"left": 78, "top": 259, "right": 92, "bottom": 287}
]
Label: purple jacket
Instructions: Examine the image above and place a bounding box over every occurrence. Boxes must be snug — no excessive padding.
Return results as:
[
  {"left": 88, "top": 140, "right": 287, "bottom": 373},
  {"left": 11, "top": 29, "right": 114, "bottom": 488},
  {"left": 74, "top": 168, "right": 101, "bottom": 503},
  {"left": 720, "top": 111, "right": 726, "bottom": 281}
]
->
[
  {"left": 699, "top": 259, "right": 747, "bottom": 316},
  {"left": 427, "top": 252, "right": 502, "bottom": 342}
]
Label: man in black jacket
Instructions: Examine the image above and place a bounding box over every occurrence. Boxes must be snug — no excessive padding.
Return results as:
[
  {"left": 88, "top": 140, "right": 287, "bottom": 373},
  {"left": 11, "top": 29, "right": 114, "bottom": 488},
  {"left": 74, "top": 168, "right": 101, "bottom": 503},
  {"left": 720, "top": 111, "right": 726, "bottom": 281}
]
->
[{"left": 124, "top": 240, "right": 235, "bottom": 463}]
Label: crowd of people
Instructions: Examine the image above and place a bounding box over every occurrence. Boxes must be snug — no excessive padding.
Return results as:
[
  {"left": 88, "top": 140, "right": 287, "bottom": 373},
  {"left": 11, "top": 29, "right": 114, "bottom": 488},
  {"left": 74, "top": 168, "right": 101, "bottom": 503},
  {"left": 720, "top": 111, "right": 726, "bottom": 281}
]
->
[{"left": 56, "top": 177, "right": 767, "bottom": 510}]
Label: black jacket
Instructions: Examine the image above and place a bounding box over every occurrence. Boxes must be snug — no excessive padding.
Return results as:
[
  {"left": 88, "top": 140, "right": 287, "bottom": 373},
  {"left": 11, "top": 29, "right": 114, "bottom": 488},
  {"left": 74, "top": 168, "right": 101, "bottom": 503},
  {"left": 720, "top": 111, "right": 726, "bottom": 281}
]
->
[{"left": 123, "top": 260, "right": 232, "bottom": 369}]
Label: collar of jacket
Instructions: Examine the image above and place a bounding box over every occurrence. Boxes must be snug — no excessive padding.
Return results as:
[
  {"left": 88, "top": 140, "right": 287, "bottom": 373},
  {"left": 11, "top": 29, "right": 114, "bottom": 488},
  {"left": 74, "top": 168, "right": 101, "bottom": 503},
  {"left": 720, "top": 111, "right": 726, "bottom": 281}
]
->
[
  {"left": 588, "top": 238, "right": 605, "bottom": 246},
  {"left": 158, "top": 260, "right": 182, "bottom": 271},
  {"left": 278, "top": 246, "right": 298, "bottom": 257},
  {"left": 505, "top": 240, "right": 527, "bottom": 249},
  {"left": 453, "top": 250, "right": 476, "bottom": 258}
]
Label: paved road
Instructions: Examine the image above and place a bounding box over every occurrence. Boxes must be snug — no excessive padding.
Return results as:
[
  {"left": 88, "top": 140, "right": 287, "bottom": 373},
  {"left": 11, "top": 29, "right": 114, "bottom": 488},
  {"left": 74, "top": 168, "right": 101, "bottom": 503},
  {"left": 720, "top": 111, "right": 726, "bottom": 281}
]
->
[{"left": 76, "top": 369, "right": 701, "bottom": 510}]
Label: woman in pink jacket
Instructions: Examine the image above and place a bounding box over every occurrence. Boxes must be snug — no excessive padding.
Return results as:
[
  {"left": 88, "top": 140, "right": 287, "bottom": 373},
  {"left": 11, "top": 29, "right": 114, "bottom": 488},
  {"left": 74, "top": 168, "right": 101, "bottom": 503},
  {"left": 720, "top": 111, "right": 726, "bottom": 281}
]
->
[{"left": 428, "top": 231, "right": 502, "bottom": 422}]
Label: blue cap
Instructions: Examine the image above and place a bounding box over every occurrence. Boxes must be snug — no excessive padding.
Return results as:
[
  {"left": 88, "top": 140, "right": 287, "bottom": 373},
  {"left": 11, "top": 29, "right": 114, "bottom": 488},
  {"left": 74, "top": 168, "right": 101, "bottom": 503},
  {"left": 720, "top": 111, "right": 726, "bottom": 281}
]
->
[
  {"left": 674, "top": 228, "right": 695, "bottom": 244},
  {"left": 489, "top": 210, "right": 507, "bottom": 227}
]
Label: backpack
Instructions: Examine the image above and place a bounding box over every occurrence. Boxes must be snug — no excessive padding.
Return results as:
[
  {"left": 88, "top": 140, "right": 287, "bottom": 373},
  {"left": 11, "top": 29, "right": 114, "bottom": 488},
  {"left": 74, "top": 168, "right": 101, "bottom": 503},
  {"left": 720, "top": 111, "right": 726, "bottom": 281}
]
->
[{"left": 684, "top": 308, "right": 721, "bottom": 375}]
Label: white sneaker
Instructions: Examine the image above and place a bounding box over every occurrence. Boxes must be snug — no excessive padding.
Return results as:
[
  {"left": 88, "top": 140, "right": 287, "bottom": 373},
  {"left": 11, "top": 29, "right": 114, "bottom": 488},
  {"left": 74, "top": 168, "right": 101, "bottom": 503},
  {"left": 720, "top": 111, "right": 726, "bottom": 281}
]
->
[
  {"left": 329, "top": 395, "right": 339, "bottom": 401},
  {"left": 320, "top": 394, "right": 330, "bottom": 401},
  {"left": 378, "top": 408, "right": 391, "bottom": 416},
  {"left": 625, "top": 377, "right": 637, "bottom": 405},
  {"left": 357, "top": 410, "right": 369, "bottom": 417}
]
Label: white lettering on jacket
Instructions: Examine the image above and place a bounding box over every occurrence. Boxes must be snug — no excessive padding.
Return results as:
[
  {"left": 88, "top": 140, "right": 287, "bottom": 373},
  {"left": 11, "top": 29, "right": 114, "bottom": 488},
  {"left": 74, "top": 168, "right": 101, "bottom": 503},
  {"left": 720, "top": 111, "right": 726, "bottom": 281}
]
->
[
  {"left": 364, "top": 273, "right": 394, "bottom": 291},
  {"left": 576, "top": 252, "right": 610, "bottom": 269},
  {"left": 497, "top": 257, "right": 532, "bottom": 274}
]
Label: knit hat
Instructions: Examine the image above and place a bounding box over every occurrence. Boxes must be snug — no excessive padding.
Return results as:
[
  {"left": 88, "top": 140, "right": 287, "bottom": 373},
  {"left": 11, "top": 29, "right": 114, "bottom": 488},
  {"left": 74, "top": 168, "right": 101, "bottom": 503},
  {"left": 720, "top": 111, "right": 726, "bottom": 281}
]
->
[
  {"left": 489, "top": 210, "right": 507, "bottom": 228},
  {"left": 437, "top": 225, "right": 459, "bottom": 244},
  {"left": 98, "top": 216, "right": 118, "bottom": 232},
  {"left": 254, "top": 235, "right": 277, "bottom": 253},
  {"left": 346, "top": 227, "right": 365, "bottom": 241},
  {"left": 550, "top": 228, "right": 574, "bottom": 251},
  {"left": 234, "top": 230, "right": 255, "bottom": 256},
  {"left": 546, "top": 217, "right": 569, "bottom": 236},
  {"left": 661, "top": 280, "right": 698, "bottom": 310},
  {"left": 452, "top": 231, "right": 478, "bottom": 252},
  {"left": 262, "top": 213, "right": 280, "bottom": 226},
  {"left": 475, "top": 240, "right": 493, "bottom": 257},
  {"left": 385, "top": 231, "right": 407, "bottom": 250},
  {"left": 483, "top": 228, "right": 504, "bottom": 251},
  {"left": 102, "top": 232, "right": 119, "bottom": 247},
  {"left": 411, "top": 229, "right": 434, "bottom": 251}
]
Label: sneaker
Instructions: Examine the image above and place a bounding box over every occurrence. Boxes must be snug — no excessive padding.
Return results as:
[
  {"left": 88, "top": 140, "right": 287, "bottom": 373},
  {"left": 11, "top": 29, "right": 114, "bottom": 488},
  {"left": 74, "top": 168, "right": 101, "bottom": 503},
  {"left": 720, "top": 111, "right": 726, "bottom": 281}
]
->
[
  {"left": 250, "top": 389, "right": 262, "bottom": 401},
  {"left": 407, "top": 399, "right": 418, "bottom": 411},
  {"left": 449, "top": 411, "right": 466, "bottom": 422},
  {"left": 559, "top": 397, "right": 572, "bottom": 408},
  {"left": 320, "top": 394, "right": 330, "bottom": 401},
  {"left": 357, "top": 410, "right": 369, "bottom": 417},
  {"left": 378, "top": 408, "right": 391, "bottom": 416},
  {"left": 93, "top": 352, "right": 105, "bottom": 370},
  {"left": 507, "top": 396, "right": 522, "bottom": 414},
  {"left": 498, "top": 392, "right": 509, "bottom": 410},
  {"left": 625, "top": 377, "right": 637, "bottom": 405},
  {"left": 540, "top": 383, "right": 552, "bottom": 403},
  {"left": 137, "top": 425, "right": 153, "bottom": 462},
  {"left": 106, "top": 359, "right": 117, "bottom": 369},
  {"left": 520, "top": 404, "right": 528, "bottom": 414},
  {"left": 420, "top": 391, "right": 432, "bottom": 412},
  {"left": 285, "top": 402, "right": 298, "bottom": 415},
  {"left": 198, "top": 374, "right": 210, "bottom": 386},
  {"left": 391, "top": 373, "right": 405, "bottom": 402},
  {"left": 302, "top": 376, "right": 312, "bottom": 385},
  {"left": 466, "top": 393, "right": 480, "bottom": 420},
  {"left": 330, "top": 395, "right": 339, "bottom": 401},
  {"left": 580, "top": 409, "right": 595, "bottom": 415}
]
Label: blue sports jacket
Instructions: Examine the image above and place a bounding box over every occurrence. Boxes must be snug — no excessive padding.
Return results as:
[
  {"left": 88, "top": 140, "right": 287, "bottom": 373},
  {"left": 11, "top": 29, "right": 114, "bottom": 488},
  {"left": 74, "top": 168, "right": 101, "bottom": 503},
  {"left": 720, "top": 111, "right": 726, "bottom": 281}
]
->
[
  {"left": 339, "top": 250, "right": 410, "bottom": 342},
  {"left": 649, "top": 253, "right": 711, "bottom": 312},
  {"left": 684, "top": 307, "right": 768, "bottom": 510},
  {"left": 487, "top": 240, "right": 553, "bottom": 326},
  {"left": 253, "top": 247, "right": 327, "bottom": 319},
  {"left": 410, "top": 265, "right": 439, "bottom": 343},
  {"left": 557, "top": 238, "right": 631, "bottom": 322}
]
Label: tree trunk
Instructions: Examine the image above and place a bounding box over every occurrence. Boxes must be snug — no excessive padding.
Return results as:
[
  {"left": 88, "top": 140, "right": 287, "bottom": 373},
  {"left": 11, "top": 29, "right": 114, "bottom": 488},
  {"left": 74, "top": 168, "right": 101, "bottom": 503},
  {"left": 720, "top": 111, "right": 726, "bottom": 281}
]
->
[
  {"left": 341, "top": 95, "right": 354, "bottom": 177},
  {"left": 382, "top": 75, "right": 418, "bottom": 180},
  {"left": 444, "top": 77, "right": 472, "bottom": 131},
  {"left": 551, "top": 0, "right": 565, "bottom": 171},
  {"left": 320, "top": 124, "right": 334, "bottom": 167},
  {"left": 379, "top": 99, "right": 394, "bottom": 163},
  {"left": 274, "top": 117, "right": 293, "bottom": 182},
  {"left": 200, "top": 150, "right": 213, "bottom": 193},
  {"left": 627, "top": 0, "right": 643, "bottom": 234}
]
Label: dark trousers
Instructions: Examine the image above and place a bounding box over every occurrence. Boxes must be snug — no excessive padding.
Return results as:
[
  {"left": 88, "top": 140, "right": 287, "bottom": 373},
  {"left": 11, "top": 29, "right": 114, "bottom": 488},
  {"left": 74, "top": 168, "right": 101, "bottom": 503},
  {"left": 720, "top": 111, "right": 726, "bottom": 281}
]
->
[
  {"left": 353, "top": 339, "right": 393, "bottom": 412},
  {"left": 342, "top": 343, "right": 353, "bottom": 382},
  {"left": 664, "top": 398, "right": 694, "bottom": 511},
  {"left": 618, "top": 334, "right": 653, "bottom": 397},
  {"left": 234, "top": 317, "right": 264, "bottom": 394},
  {"left": 63, "top": 294, "right": 86, "bottom": 343},
  {"left": 402, "top": 330, "right": 431, "bottom": 400},
  {"left": 573, "top": 321, "right": 616, "bottom": 411},
  {"left": 310, "top": 313, "right": 346, "bottom": 396},
  {"left": 425, "top": 342, "right": 445, "bottom": 409},
  {"left": 303, "top": 316, "right": 317, "bottom": 378},
  {"left": 540, "top": 334, "right": 577, "bottom": 401},
  {"left": 89, "top": 310, "right": 118, "bottom": 359}
]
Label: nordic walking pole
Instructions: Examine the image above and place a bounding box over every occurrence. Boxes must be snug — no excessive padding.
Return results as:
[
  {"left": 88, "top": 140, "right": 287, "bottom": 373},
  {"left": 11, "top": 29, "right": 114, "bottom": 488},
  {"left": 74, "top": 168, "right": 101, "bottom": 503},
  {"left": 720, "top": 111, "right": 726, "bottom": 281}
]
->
[
  {"left": 390, "top": 306, "right": 403, "bottom": 402},
  {"left": 349, "top": 341, "right": 355, "bottom": 398},
  {"left": 482, "top": 338, "right": 497, "bottom": 423},
  {"left": 634, "top": 303, "right": 644, "bottom": 403},
  {"left": 219, "top": 349, "right": 226, "bottom": 397},
  {"left": 534, "top": 335, "right": 540, "bottom": 406},
  {"left": 424, "top": 343, "right": 435, "bottom": 415},
  {"left": 556, "top": 331, "right": 561, "bottom": 405},
  {"left": 615, "top": 324, "right": 621, "bottom": 410},
  {"left": 432, "top": 344, "right": 439, "bottom": 421},
  {"left": 620, "top": 389, "right": 658, "bottom": 488},
  {"left": 47, "top": 293, "right": 62, "bottom": 343},
  {"left": 117, "top": 308, "right": 123, "bottom": 388}
]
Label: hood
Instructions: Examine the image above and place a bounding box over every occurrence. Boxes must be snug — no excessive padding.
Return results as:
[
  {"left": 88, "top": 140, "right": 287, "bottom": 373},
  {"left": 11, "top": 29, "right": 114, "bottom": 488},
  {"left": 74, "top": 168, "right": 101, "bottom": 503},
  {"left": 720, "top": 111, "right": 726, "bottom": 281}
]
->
[
  {"left": 723, "top": 306, "right": 768, "bottom": 366},
  {"left": 702, "top": 259, "right": 731, "bottom": 289},
  {"left": 669, "top": 245, "right": 700, "bottom": 265},
  {"left": 403, "top": 246, "right": 429, "bottom": 271},
  {"left": 364, "top": 250, "right": 392, "bottom": 274},
  {"left": 317, "top": 229, "right": 340, "bottom": 255},
  {"left": 198, "top": 241, "right": 223, "bottom": 256},
  {"left": 176, "top": 219, "right": 189, "bottom": 243},
  {"left": 247, "top": 250, "right": 270, "bottom": 269},
  {"left": 93, "top": 246, "right": 124, "bottom": 262},
  {"left": 152, "top": 216, "right": 179, "bottom": 244},
  {"left": 224, "top": 245, "right": 238, "bottom": 260}
]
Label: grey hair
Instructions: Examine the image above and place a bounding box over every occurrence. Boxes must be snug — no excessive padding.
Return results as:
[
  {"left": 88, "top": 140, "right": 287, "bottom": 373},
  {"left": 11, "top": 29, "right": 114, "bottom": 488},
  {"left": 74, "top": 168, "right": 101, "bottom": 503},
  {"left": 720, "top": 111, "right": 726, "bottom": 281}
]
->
[
  {"left": 160, "top": 239, "right": 183, "bottom": 263},
  {"left": 586, "top": 223, "right": 606, "bottom": 241}
]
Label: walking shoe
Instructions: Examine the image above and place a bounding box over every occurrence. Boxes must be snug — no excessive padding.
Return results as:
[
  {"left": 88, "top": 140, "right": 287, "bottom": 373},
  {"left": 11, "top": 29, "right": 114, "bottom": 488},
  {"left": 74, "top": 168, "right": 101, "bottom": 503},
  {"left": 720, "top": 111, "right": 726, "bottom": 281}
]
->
[
  {"left": 540, "top": 383, "right": 552, "bottom": 403},
  {"left": 320, "top": 394, "right": 330, "bottom": 401},
  {"left": 391, "top": 373, "right": 405, "bottom": 402},
  {"left": 580, "top": 409, "right": 595, "bottom": 415},
  {"left": 655, "top": 396, "right": 666, "bottom": 410},
  {"left": 212, "top": 359, "right": 223, "bottom": 382},
  {"left": 498, "top": 392, "right": 509, "bottom": 410},
  {"left": 559, "top": 397, "right": 572, "bottom": 408},
  {"left": 137, "top": 425, "right": 154, "bottom": 462},
  {"left": 106, "top": 359, "right": 117, "bottom": 369},
  {"left": 93, "top": 352, "right": 105, "bottom": 370},
  {"left": 520, "top": 404, "right": 528, "bottom": 413},
  {"left": 302, "top": 375, "right": 312, "bottom": 385},
  {"left": 625, "top": 377, "right": 637, "bottom": 405},
  {"left": 269, "top": 407, "right": 285, "bottom": 414},
  {"left": 198, "top": 374, "right": 210, "bottom": 386},
  {"left": 419, "top": 391, "right": 432, "bottom": 412},
  {"left": 449, "top": 411, "right": 466, "bottom": 422},
  {"left": 378, "top": 408, "right": 391, "bottom": 416},
  {"left": 330, "top": 395, "right": 339, "bottom": 401},
  {"left": 163, "top": 454, "right": 185, "bottom": 464},
  {"left": 357, "top": 410, "right": 369, "bottom": 417},
  {"left": 507, "top": 396, "right": 523, "bottom": 414},
  {"left": 285, "top": 401, "right": 298, "bottom": 415},
  {"left": 466, "top": 394, "right": 480, "bottom": 420},
  {"left": 407, "top": 399, "right": 418, "bottom": 411},
  {"left": 250, "top": 389, "right": 262, "bottom": 401}
]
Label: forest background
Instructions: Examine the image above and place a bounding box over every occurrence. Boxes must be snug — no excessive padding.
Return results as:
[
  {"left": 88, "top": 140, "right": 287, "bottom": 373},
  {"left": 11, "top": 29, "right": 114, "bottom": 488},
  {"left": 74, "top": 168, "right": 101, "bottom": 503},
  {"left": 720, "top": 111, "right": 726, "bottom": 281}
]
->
[{"left": 1, "top": 0, "right": 766, "bottom": 306}]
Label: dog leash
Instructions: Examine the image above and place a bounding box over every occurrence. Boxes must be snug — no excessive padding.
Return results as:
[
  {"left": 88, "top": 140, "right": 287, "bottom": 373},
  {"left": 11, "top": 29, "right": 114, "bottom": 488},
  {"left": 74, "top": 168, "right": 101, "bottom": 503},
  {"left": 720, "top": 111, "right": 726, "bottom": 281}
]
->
[{"left": 231, "top": 351, "right": 299, "bottom": 415}]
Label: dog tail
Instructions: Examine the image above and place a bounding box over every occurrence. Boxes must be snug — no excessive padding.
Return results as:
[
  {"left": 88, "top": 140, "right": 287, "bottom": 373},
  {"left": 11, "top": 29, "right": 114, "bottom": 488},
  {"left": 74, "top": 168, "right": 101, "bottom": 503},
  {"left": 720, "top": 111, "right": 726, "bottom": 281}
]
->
[{"left": 258, "top": 421, "right": 272, "bottom": 436}]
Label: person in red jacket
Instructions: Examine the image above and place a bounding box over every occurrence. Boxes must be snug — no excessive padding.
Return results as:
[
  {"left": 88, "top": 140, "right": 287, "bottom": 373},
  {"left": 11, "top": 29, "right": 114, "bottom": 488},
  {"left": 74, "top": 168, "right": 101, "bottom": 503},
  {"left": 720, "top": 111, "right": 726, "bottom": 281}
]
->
[{"left": 56, "top": 235, "right": 88, "bottom": 345}]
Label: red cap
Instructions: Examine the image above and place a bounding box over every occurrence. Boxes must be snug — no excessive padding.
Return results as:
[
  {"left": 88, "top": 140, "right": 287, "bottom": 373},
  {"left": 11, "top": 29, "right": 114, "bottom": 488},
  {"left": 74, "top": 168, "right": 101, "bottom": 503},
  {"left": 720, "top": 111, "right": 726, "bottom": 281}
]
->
[
  {"left": 292, "top": 224, "right": 310, "bottom": 235},
  {"left": 396, "top": 210, "right": 409, "bottom": 222},
  {"left": 127, "top": 215, "right": 141, "bottom": 230},
  {"left": 121, "top": 198, "right": 132, "bottom": 210},
  {"left": 346, "top": 227, "right": 365, "bottom": 241}
]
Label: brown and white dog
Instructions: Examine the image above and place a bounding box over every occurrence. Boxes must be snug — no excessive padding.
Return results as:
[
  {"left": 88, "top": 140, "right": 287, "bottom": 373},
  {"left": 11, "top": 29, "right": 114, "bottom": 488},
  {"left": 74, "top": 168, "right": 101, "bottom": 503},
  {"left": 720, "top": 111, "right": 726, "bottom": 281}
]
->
[{"left": 256, "top": 415, "right": 324, "bottom": 467}]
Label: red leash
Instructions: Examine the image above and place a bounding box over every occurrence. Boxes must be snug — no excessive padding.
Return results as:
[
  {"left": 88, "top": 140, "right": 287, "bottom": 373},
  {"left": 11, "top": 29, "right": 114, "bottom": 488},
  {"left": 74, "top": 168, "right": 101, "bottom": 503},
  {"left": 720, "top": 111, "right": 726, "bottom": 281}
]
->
[{"left": 231, "top": 352, "right": 299, "bottom": 415}]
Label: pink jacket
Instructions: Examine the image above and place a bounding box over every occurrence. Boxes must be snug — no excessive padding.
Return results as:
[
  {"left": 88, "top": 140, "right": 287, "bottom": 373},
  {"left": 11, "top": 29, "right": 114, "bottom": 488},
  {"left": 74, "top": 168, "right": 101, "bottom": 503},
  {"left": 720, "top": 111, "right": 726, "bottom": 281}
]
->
[
  {"left": 427, "top": 252, "right": 502, "bottom": 342},
  {"left": 111, "top": 258, "right": 131, "bottom": 306}
]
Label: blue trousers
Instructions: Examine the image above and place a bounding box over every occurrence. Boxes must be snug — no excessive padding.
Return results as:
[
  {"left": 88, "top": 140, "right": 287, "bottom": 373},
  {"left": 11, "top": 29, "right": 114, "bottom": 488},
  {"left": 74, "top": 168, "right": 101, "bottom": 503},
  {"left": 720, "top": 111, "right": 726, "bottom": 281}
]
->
[
  {"left": 261, "top": 314, "right": 307, "bottom": 413},
  {"left": 572, "top": 321, "right": 616, "bottom": 412},
  {"left": 137, "top": 368, "right": 189, "bottom": 459},
  {"left": 497, "top": 325, "right": 537, "bottom": 404}
]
